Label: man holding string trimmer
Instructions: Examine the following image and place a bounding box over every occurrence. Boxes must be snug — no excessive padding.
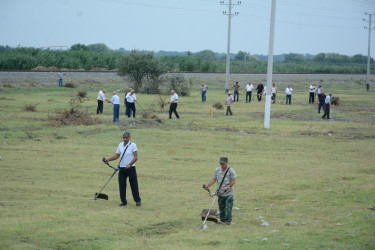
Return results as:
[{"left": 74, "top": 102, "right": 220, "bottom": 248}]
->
[
  {"left": 103, "top": 131, "right": 141, "bottom": 207},
  {"left": 204, "top": 157, "right": 237, "bottom": 225}
]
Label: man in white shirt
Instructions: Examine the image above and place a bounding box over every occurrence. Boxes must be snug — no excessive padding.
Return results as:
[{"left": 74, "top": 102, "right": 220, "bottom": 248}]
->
[
  {"left": 104, "top": 131, "right": 141, "bottom": 207},
  {"left": 309, "top": 84, "right": 316, "bottom": 104},
  {"left": 125, "top": 89, "right": 136, "bottom": 118},
  {"left": 97, "top": 89, "right": 109, "bottom": 114},
  {"left": 168, "top": 90, "right": 180, "bottom": 119},
  {"left": 285, "top": 85, "right": 293, "bottom": 105},
  {"left": 200, "top": 83, "right": 208, "bottom": 102},
  {"left": 58, "top": 72, "right": 63, "bottom": 87},
  {"left": 110, "top": 91, "right": 121, "bottom": 123},
  {"left": 245, "top": 82, "right": 254, "bottom": 103},
  {"left": 322, "top": 93, "right": 332, "bottom": 119}
]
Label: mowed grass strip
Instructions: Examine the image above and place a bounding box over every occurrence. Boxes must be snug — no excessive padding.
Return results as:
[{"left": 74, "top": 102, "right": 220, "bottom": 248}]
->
[{"left": 0, "top": 75, "right": 374, "bottom": 249}]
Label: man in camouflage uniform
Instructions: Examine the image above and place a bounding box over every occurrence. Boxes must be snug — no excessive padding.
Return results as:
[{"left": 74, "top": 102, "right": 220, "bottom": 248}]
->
[{"left": 204, "top": 156, "right": 237, "bottom": 225}]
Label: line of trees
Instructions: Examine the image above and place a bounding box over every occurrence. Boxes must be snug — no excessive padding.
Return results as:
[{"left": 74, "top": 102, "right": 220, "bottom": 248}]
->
[{"left": 0, "top": 44, "right": 374, "bottom": 73}]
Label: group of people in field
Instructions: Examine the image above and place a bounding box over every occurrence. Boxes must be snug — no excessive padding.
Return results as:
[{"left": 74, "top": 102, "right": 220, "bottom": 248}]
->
[
  {"left": 221, "top": 81, "right": 332, "bottom": 119},
  {"left": 96, "top": 88, "right": 181, "bottom": 123},
  {"left": 95, "top": 80, "right": 333, "bottom": 122}
]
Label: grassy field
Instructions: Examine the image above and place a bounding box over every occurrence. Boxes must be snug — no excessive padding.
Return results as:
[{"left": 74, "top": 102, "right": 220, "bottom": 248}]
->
[{"left": 0, "top": 74, "right": 375, "bottom": 249}]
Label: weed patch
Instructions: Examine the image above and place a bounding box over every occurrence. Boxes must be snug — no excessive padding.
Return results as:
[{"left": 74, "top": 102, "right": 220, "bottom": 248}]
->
[{"left": 24, "top": 103, "right": 39, "bottom": 112}]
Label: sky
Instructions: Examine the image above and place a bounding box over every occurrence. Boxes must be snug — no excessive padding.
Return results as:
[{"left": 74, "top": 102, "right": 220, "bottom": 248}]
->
[{"left": 1, "top": 0, "right": 375, "bottom": 57}]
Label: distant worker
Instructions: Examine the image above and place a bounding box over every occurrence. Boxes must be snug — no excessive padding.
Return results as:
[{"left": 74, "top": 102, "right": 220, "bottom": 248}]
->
[
  {"left": 244, "top": 82, "right": 254, "bottom": 103},
  {"left": 271, "top": 83, "right": 277, "bottom": 104},
  {"left": 309, "top": 83, "right": 316, "bottom": 104},
  {"left": 97, "top": 89, "right": 110, "bottom": 114},
  {"left": 200, "top": 83, "right": 208, "bottom": 102},
  {"left": 168, "top": 90, "right": 180, "bottom": 119},
  {"left": 256, "top": 81, "right": 264, "bottom": 101},
  {"left": 233, "top": 82, "right": 240, "bottom": 102},
  {"left": 322, "top": 93, "right": 332, "bottom": 119},
  {"left": 58, "top": 71, "right": 63, "bottom": 87},
  {"left": 124, "top": 88, "right": 132, "bottom": 117},
  {"left": 125, "top": 89, "right": 136, "bottom": 118},
  {"left": 110, "top": 91, "right": 121, "bottom": 123},
  {"left": 285, "top": 84, "right": 293, "bottom": 105},
  {"left": 226, "top": 92, "right": 234, "bottom": 116},
  {"left": 317, "top": 90, "right": 326, "bottom": 114}
]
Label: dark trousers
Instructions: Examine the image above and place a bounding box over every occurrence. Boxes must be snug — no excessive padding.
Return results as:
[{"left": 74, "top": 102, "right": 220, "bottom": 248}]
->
[
  {"left": 272, "top": 93, "right": 276, "bottom": 103},
  {"left": 309, "top": 92, "right": 315, "bottom": 103},
  {"left": 286, "top": 95, "right": 291, "bottom": 105},
  {"left": 125, "top": 101, "right": 133, "bottom": 117},
  {"left": 118, "top": 167, "right": 141, "bottom": 204},
  {"left": 322, "top": 104, "right": 330, "bottom": 119},
  {"left": 233, "top": 91, "right": 239, "bottom": 102},
  {"left": 169, "top": 103, "right": 179, "bottom": 119},
  {"left": 113, "top": 104, "right": 120, "bottom": 122},
  {"left": 127, "top": 102, "right": 136, "bottom": 118},
  {"left": 246, "top": 91, "right": 252, "bottom": 103},
  {"left": 97, "top": 100, "right": 103, "bottom": 114},
  {"left": 226, "top": 106, "right": 232, "bottom": 116},
  {"left": 318, "top": 102, "right": 324, "bottom": 113},
  {"left": 257, "top": 92, "right": 262, "bottom": 101}
]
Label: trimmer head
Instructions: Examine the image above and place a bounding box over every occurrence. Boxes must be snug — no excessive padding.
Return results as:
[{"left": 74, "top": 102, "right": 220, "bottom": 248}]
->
[{"left": 94, "top": 193, "right": 109, "bottom": 200}]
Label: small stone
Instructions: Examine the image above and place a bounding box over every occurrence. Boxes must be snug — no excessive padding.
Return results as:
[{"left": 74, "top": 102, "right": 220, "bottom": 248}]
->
[
  {"left": 0, "top": 156, "right": 2, "bottom": 160},
  {"left": 261, "top": 221, "right": 269, "bottom": 226},
  {"left": 371, "top": 212, "right": 375, "bottom": 216},
  {"left": 261, "top": 238, "right": 268, "bottom": 241},
  {"left": 259, "top": 216, "right": 264, "bottom": 219},
  {"left": 301, "top": 214, "right": 307, "bottom": 218},
  {"left": 346, "top": 213, "right": 352, "bottom": 217},
  {"left": 328, "top": 133, "right": 332, "bottom": 136},
  {"left": 255, "top": 208, "right": 259, "bottom": 210},
  {"left": 286, "top": 221, "right": 297, "bottom": 226},
  {"left": 316, "top": 220, "right": 320, "bottom": 223},
  {"left": 244, "top": 238, "right": 250, "bottom": 242},
  {"left": 233, "top": 207, "right": 240, "bottom": 210},
  {"left": 301, "top": 222, "right": 306, "bottom": 225}
]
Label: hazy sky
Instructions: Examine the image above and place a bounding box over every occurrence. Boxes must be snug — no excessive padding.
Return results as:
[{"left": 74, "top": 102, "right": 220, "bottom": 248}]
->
[{"left": 1, "top": 0, "right": 375, "bottom": 56}]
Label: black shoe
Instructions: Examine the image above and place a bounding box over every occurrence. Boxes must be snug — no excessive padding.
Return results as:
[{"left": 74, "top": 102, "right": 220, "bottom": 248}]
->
[
  {"left": 136, "top": 202, "right": 141, "bottom": 206},
  {"left": 119, "top": 202, "right": 127, "bottom": 207}
]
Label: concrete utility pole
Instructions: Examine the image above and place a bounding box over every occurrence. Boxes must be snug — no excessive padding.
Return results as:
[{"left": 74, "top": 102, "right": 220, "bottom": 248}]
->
[
  {"left": 264, "top": 0, "right": 277, "bottom": 129},
  {"left": 363, "top": 12, "right": 375, "bottom": 91},
  {"left": 221, "top": 0, "right": 241, "bottom": 93}
]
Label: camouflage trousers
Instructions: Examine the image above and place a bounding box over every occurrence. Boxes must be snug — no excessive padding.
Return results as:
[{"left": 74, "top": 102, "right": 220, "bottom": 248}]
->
[{"left": 218, "top": 195, "right": 234, "bottom": 222}]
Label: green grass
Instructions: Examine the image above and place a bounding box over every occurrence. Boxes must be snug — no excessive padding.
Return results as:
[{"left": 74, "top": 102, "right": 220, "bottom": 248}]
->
[{"left": 0, "top": 75, "right": 375, "bottom": 249}]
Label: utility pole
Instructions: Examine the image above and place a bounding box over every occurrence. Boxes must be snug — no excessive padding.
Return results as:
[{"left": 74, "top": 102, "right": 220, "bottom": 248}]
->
[
  {"left": 363, "top": 12, "right": 375, "bottom": 91},
  {"left": 264, "top": 0, "right": 277, "bottom": 129},
  {"left": 221, "top": 0, "right": 241, "bottom": 93}
]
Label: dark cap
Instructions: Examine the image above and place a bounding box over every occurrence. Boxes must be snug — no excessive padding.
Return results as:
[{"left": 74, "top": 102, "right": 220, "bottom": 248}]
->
[
  {"left": 219, "top": 156, "right": 228, "bottom": 163},
  {"left": 122, "top": 131, "right": 130, "bottom": 137}
]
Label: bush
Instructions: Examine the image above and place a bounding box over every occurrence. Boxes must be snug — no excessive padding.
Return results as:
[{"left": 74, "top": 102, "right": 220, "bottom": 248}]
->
[
  {"left": 331, "top": 96, "right": 341, "bottom": 106},
  {"left": 142, "top": 79, "right": 161, "bottom": 94},
  {"left": 64, "top": 83, "right": 76, "bottom": 88},
  {"left": 212, "top": 102, "right": 224, "bottom": 110},
  {"left": 117, "top": 50, "right": 167, "bottom": 92},
  {"left": 24, "top": 103, "right": 39, "bottom": 112},
  {"left": 77, "top": 90, "right": 87, "bottom": 98},
  {"left": 166, "top": 73, "right": 191, "bottom": 96},
  {"left": 48, "top": 97, "right": 100, "bottom": 126}
]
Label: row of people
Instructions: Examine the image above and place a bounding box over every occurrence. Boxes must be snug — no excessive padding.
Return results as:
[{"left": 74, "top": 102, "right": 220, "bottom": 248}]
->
[{"left": 96, "top": 89, "right": 180, "bottom": 122}]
